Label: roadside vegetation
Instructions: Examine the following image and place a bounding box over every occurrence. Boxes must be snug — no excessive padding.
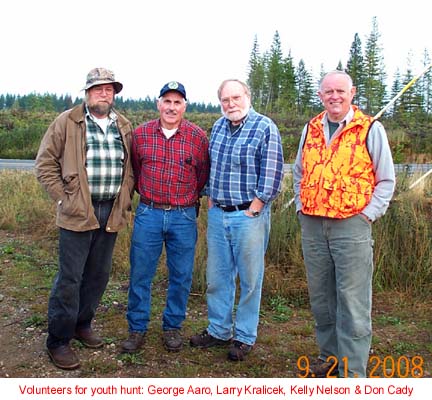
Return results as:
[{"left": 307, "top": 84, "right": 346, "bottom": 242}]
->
[{"left": 1, "top": 108, "right": 432, "bottom": 165}]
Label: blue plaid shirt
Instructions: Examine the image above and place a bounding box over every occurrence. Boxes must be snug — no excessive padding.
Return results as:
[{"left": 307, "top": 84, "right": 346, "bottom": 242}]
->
[{"left": 208, "top": 108, "right": 284, "bottom": 205}]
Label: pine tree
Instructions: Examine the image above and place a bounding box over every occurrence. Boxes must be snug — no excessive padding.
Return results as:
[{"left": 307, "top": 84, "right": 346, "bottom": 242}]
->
[
  {"left": 398, "top": 53, "right": 424, "bottom": 123},
  {"left": 278, "top": 51, "right": 297, "bottom": 112},
  {"left": 346, "top": 33, "right": 365, "bottom": 108},
  {"left": 363, "top": 17, "right": 387, "bottom": 115},
  {"left": 266, "top": 31, "right": 284, "bottom": 112},
  {"left": 296, "top": 59, "right": 314, "bottom": 114},
  {"left": 420, "top": 49, "right": 432, "bottom": 115},
  {"left": 247, "top": 36, "right": 266, "bottom": 111},
  {"left": 390, "top": 68, "right": 403, "bottom": 117}
]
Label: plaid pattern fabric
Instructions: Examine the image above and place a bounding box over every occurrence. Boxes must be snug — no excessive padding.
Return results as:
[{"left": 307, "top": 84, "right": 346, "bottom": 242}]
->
[
  {"left": 132, "top": 119, "right": 209, "bottom": 206},
  {"left": 208, "top": 108, "right": 284, "bottom": 205},
  {"left": 85, "top": 110, "right": 124, "bottom": 200}
]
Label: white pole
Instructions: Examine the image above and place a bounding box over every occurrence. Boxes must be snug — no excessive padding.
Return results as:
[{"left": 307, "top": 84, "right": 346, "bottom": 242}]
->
[
  {"left": 408, "top": 168, "right": 432, "bottom": 190},
  {"left": 374, "top": 62, "right": 432, "bottom": 120}
]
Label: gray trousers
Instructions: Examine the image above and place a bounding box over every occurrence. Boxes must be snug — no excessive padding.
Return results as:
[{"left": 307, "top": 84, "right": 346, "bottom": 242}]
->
[{"left": 299, "top": 213, "right": 374, "bottom": 377}]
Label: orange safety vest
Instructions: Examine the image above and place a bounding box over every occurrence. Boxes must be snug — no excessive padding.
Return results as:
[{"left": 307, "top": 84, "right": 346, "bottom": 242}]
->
[{"left": 300, "top": 106, "right": 375, "bottom": 219}]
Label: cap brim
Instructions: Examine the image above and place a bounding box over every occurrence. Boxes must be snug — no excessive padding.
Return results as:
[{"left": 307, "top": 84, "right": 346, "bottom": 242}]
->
[
  {"left": 82, "top": 81, "right": 123, "bottom": 94},
  {"left": 160, "top": 89, "right": 186, "bottom": 100}
]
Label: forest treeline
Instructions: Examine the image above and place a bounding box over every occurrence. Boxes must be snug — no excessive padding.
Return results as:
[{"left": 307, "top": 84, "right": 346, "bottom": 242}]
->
[
  {"left": 0, "top": 93, "right": 219, "bottom": 114},
  {"left": 0, "top": 17, "right": 431, "bottom": 162},
  {"left": 247, "top": 17, "right": 432, "bottom": 124}
]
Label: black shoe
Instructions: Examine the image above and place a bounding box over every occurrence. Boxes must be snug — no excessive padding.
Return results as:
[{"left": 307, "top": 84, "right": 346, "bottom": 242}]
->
[
  {"left": 121, "top": 332, "right": 145, "bottom": 353},
  {"left": 190, "top": 329, "right": 230, "bottom": 348},
  {"left": 163, "top": 330, "right": 183, "bottom": 352},
  {"left": 306, "top": 358, "right": 339, "bottom": 378},
  {"left": 227, "top": 340, "right": 253, "bottom": 361}
]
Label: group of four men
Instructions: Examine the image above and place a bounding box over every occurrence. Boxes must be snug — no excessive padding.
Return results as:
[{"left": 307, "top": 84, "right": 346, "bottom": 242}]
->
[{"left": 35, "top": 67, "right": 395, "bottom": 378}]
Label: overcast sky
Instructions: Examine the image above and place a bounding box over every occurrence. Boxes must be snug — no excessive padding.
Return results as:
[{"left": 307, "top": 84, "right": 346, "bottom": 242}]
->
[{"left": 2, "top": 0, "right": 430, "bottom": 105}]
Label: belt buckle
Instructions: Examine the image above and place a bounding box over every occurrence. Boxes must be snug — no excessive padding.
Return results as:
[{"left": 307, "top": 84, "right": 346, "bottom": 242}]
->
[{"left": 163, "top": 205, "right": 172, "bottom": 211}]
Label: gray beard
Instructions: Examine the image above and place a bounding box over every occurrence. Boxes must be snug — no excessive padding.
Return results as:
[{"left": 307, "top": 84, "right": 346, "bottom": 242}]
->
[{"left": 88, "top": 102, "right": 113, "bottom": 117}]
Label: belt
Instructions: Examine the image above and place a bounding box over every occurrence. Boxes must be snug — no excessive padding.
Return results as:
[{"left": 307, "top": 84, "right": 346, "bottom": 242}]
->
[
  {"left": 214, "top": 201, "right": 251, "bottom": 212},
  {"left": 140, "top": 197, "right": 194, "bottom": 210}
]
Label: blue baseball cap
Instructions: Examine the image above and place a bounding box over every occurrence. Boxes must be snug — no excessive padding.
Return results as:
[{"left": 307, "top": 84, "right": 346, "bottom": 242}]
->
[{"left": 159, "top": 81, "right": 187, "bottom": 100}]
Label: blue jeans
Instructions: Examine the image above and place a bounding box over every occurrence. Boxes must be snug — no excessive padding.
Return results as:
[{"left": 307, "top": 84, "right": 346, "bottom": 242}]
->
[
  {"left": 299, "top": 213, "right": 374, "bottom": 377},
  {"left": 126, "top": 202, "right": 197, "bottom": 332},
  {"left": 47, "top": 199, "right": 117, "bottom": 349},
  {"left": 206, "top": 205, "right": 270, "bottom": 345}
]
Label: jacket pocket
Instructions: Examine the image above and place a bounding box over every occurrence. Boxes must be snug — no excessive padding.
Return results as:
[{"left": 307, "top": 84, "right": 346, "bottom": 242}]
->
[
  {"left": 60, "top": 174, "right": 85, "bottom": 217},
  {"left": 63, "top": 174, "right": 80, "bottom": 194}
]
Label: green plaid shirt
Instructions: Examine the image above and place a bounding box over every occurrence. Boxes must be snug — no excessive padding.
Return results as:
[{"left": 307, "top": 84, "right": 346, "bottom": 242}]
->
[{"left": 85, "top": 108, "right": 124, "bottom": 200}]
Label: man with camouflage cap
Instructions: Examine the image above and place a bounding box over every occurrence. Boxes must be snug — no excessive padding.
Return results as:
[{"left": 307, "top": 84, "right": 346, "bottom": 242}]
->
[{"left": 35, "top": 67, "right": 135, "bottom": 370}]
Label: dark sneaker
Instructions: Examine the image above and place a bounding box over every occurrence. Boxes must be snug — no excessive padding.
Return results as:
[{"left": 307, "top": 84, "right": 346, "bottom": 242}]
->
[
  {"left": 306, "top": 358, "right": 339, "bottom": 378},
  {"left": 227, "top": 340, "right": 253, "bottom": 361},
  {"left": 121, "top": 332, "right": 145, "bottom": 353},
  {"left": 190, "top": 329, "right": 230, "bottom": 348},
  {"left": 74, "top": 327, "right": 103, "bottom": 348},
  {"left": 47, "top": 344, "right": 80, "bottom": 370},
  {"left": 163, "top": 330, "right": 183, "bottom": 352}
]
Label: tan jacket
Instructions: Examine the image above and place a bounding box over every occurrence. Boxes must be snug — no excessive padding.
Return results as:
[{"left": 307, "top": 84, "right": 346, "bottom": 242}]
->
[{"left": 35, "top": 103, "right": 135, "bottom": 232}]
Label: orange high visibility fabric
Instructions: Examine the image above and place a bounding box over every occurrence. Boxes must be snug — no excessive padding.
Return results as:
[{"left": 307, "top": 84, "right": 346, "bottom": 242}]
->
[{"left": 300, "top": 106, "right": 375, "bottom": 219}]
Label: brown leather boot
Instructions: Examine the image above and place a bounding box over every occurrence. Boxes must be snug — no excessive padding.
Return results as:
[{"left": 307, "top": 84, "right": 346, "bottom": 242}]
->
[
  {"left": 121, "top": 332, "right": 145, "bottom": 353},
  {"left": 47, "top": 344, "right": 80, "bottom": 370},
  {"left": 75, "top": 327, "right": 103, "bottom": 348}
]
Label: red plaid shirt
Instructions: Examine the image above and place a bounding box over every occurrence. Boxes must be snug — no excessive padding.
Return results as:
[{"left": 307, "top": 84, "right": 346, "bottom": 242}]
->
[{"left": 132, "top": 119, "right": 209, "bottom": 206}]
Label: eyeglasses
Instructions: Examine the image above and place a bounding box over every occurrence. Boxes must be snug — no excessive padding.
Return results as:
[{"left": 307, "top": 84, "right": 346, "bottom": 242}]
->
[
  {"left": 220, "top": 95, "right": 243, "bottom": 106},
  {"left": 91, "top": 86, "right": 115, "bottom": 95}
]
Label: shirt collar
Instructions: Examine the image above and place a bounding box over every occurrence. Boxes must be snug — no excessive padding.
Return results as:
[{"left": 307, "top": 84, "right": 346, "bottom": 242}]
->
[
  {"left": 225, "top": 106, "right": 253, "bottom": 131},
  {"left": 157, "top": 119, "right": 185, "bottom": 137},
  {"left": 322, "top": 105, "right": 354, "bottom": 127}
]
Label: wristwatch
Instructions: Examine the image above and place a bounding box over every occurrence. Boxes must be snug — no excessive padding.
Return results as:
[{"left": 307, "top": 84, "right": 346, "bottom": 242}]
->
[{"left": 249, "top": 209, "right": 261, "bottom": 217}]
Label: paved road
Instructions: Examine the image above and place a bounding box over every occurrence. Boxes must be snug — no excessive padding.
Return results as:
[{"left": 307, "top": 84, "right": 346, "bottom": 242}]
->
[
  {"left": 0, "top": 159, "right": 35, "bottom": 170},
  {"left": 0, "top": 159, "right": 431, "bottom": 175}
]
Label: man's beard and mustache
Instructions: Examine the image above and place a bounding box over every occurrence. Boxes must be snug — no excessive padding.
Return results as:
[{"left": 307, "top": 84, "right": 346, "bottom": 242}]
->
[
  {"left": 222, "top": 107, "right": 249, "bottom": 125},
  {"left": 88, "top": 100, "right": 114, "bottom": 117}
]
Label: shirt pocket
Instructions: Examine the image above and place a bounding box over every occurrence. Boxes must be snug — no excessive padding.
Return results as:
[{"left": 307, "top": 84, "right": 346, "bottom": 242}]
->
[
  {"left": 177, "top": 154, "right": 197, "bottom": 183},
  {"left": 231, "top": 144, "right": 255, "bottom": 170}
]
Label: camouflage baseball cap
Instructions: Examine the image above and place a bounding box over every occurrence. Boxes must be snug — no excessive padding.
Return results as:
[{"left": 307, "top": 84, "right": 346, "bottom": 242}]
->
[{"left": 83, "top": 67, "right": 123, "bottom": 94}]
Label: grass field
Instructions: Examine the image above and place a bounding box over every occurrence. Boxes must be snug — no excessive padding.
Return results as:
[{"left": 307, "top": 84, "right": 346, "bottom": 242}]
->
[{"left": 0, "top": 170, "right": 431, "bottom": 378}]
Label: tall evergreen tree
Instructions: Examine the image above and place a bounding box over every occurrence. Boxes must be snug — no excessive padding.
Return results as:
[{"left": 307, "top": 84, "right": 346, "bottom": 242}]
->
[
  {"left": 390, "top": 68, "right": 403, "bottom": 117},
  {"left": 398, "top": 53, "right": 424, "bottom": 123},
  {"left": 420, "top": 49, "right": 432, "bottom": 115},
  {"left": 266, "top": 31, "right": 284, "bottom": 112},
  {"left": 247, "top": 35, "right": 266, "bottom": 111},
  {"left": 277, "top": 51, "right": 297, "bottom": 112},
  {"left": 296, "top": 59, "right": 314, "bottom": 114},
  {"left": 363, "top": 17, "right": 387, "bottom": 115},
  {"left": 346, "top": 33, "right": 365, "bottom": 107}
]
